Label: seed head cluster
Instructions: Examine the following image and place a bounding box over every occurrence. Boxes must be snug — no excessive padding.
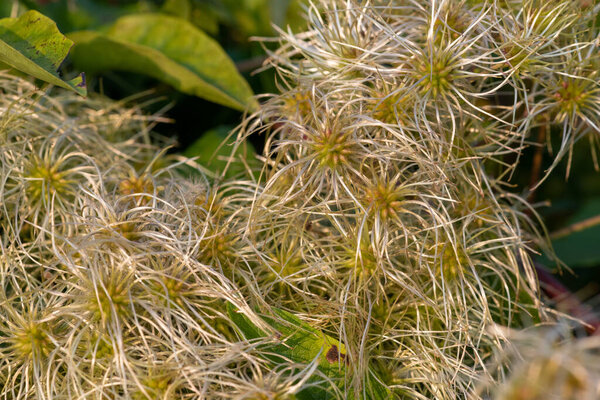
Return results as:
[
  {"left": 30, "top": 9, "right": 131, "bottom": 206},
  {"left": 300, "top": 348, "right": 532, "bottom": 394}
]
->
[{"left": 1, "top": 0, "right": 600, "bottom": 398}]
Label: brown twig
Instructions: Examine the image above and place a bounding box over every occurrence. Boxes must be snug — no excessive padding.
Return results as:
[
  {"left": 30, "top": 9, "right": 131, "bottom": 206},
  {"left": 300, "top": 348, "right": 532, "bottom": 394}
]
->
[
  {"left": 236, "top": 56, "right": 268, "bottom": 74},
  {"left": 550, "top": 214, "right": 600, "bottom": 240},
  {"left": 527, "top": 123, "right": 547, "bottom": 203}
]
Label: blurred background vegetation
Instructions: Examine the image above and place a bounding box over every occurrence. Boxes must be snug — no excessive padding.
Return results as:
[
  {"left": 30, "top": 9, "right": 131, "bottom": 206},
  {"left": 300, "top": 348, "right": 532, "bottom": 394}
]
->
[
  {"left": 1, "top": 0, "right": 599, "bottom": 323},
  {"left": 0, "top": 0, "right": 306, "bottom": 152}
]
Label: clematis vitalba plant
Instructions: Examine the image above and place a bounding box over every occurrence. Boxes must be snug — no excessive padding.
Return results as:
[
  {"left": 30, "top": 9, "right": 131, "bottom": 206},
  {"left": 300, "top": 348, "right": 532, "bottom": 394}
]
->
[{"left": 2, "top": 0, "right": 600, "bottom": 399}]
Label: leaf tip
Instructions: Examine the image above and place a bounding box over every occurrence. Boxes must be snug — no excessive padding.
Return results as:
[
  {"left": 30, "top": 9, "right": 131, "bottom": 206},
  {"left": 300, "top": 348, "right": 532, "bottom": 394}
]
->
[{"left": 69, "top": 72, "right": 87, "bottom": 96}]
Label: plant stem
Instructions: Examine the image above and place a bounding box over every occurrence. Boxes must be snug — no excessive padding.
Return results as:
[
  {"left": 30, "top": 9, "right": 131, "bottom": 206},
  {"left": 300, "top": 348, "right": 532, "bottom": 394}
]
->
[
  {"left": 535, "top": 263, "right": 600, "bottom": 335},
  {"left": 550, "top": 214, "right": 600, "bottom": 240},
  {"left": 527, "top": 123, "right": 547, "bottom": 202},
  {"left": 236, "top": 56, "right": 268, "bottom": 73}
]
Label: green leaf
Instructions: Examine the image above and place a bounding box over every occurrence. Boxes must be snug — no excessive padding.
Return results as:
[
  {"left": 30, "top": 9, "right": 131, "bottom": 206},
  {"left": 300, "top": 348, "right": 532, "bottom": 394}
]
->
[
  {"left": 227, "top": 302, "right": 266, "bottom": 341},
  {"left": 548, "top": 198, "right": 600, "bottom": 268},
  {"left": 184, "top": 126, "right": 259, "bottom": 179},
  {"left": 161, "top": 0, "right": 191, "bottom": 20},
  {"left": 68, "top": 13, "right": 256, "bottom": 111},
  {"left": 227, "top": 304, "right": 390, "bottom": 400},
  {"left": 32, "top": 0, "right": 152, "bottom": 32},
  {"left": 0, "top": 10, "right": 86, "bottom": 95},
  {"left": 210, "top": 0, "right": 272, "bottom": 37},
  {"left": 268, "top": 308, "right": 349, "bottom": 374},
  {"left": 0, "top": 1, "right": 16, "bottom": 18},
  {"left": 189, "top": 4, "right": 219, "bottom": 35}
]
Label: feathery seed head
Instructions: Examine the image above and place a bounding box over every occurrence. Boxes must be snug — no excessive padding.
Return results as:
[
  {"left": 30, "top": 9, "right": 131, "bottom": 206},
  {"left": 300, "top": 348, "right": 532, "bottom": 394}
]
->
[
  {"left": 198, "top": 227, "right": 239, "bottom": 268},
  {"left": 0, "top": 292, "right": 64, "bottom": 400},
  {"left": 554, "top": 79, "right": 590, "bottom": 115},
  {"left": 119, "top": 172, "right": 155, "bottom": 205},
  {"left": 415, "top": 51, "right": 457, "bottom": 98},
  {"left": 25, "top": 155, "right": 75, "bottom": 203},
  {"left": 364, "top": 178, "right": 406, "bottom": 222},
  {"left": 342, "top": 235, "right": 379, "bottom": 282},
  {"left": 132, "top": 368, "right": 178, "bottom": 400},
  {"left": 429, "top": 242, "right": 469, "bottom": 283},
  {"left": 482, "top": 326, "right": 600, "bottom": 400},
  {"left": 10, "top": 320, "right": 54, "bottom": 361},
  {"left": 264, "top": 251, "right": 304, "bottom": 294},
  {"left": 431, "top": 2, "right": 472, "bottom": 43},
  {"left": 369, "top": 87, "right": 412, "bottom": 125},
  {"left": 87, "top": 331, "right": 115, "bottom": 360},
  {"left": 5, "top": 0, "right": 599, "bottom": 397},
  {"left": 80, "top": 266, "right": 135, "bottom": 328},
  {"left": 312, "top": 126, "right": 354, "bottom": 170},
  {"left": 283, "top": 89, "right": 314, "bottom": 120}
]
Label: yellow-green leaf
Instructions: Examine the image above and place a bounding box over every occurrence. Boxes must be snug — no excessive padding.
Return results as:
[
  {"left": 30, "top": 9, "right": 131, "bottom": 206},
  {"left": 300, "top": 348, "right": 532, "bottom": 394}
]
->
[
  {"left": 69, "top": 14, "right": 256, "bottom": 111},
  {"left": 161, "top": 0, "right": 191, "bottom": 20},
  {"left": 227, "top": 303, "right": 390, "bottom": 400},
  {"left": 184, "top": 126, "right": 260, "bottom": 179},
  {"left": 0, "top": 10, "right": 86, "bottom": 96},
  {"left": 545, "top": 198, "right": 600, "bottom": 268}
]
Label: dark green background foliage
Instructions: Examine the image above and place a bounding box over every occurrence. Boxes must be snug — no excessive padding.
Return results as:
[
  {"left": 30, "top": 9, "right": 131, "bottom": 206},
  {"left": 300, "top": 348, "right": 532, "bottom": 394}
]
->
[
  {"left": 1, "top": 0, "right": 306, "bottom": 151},
  {"left": 1, "top": 0, "right": 599, "bottom": 322}
]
